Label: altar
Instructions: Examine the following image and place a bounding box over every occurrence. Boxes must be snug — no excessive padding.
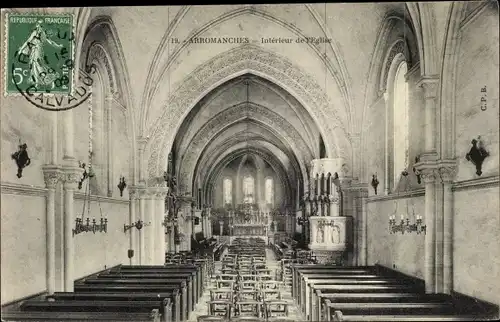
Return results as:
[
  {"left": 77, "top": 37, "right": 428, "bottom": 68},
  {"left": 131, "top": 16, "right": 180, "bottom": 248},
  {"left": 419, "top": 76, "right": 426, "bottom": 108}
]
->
[{"left": 228, "top": 202, "right": 270, "bottom": 243}]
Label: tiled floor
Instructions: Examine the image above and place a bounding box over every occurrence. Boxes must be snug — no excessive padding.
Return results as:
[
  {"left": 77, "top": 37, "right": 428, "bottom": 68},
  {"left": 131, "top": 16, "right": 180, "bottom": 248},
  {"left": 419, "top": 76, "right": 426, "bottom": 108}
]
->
[{"left": 188, "top": 247, "right": 304, "bottom": 322}]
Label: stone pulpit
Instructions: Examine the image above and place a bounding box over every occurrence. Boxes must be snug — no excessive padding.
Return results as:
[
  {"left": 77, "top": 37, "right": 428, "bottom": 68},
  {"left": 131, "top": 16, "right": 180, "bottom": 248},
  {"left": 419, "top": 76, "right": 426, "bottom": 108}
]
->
[
  {"left": 309, "top": 216, "right": 351, "bottom": 264},
  {"left": 305, "top": 158, "right": 353, "bottom": 264}
]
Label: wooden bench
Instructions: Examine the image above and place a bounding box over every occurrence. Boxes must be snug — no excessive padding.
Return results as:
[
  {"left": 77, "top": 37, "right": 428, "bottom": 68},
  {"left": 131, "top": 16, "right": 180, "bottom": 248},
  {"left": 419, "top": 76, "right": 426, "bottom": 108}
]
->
[
  {"left": 20, "top": 299, "right": 171, "bottom": 322},
  {"left": 102, "top": 271, "right": 199, "bottom": 301},
  {"left": 314, "top": 292, "right": 453, "bottom": 321},
  {"left": 323, "top": 301, "right": 457, "bottom": 321},
  {"left": 45, "top": 291, "right": 181, "bottom": 322},
  {"left": 80, "top": 277, "right": 193, "bottom": 318},
  {"left": 73, "top": 282, "right": 189, "bottom": 322},
  {"left": 329, "top": 311, "right": 492, "bottom": 321},
  {"left": 110, "top": 265, "right": 203, "bottom": 301},
  {"left": 303, "top": 283, "right": 422, "bottom": 319},
  {"left": 1, "top": 310, "right": 162, "bottom": 321},
  {"left": 292, "top": 267, "right": 374, "bottom": 300}
]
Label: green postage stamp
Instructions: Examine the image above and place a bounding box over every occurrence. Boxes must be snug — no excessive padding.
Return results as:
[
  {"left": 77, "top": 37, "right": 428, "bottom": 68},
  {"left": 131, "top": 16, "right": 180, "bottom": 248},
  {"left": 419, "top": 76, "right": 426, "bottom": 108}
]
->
[{"left": 4, "top": 12, "right": 75, "bottom": 96}]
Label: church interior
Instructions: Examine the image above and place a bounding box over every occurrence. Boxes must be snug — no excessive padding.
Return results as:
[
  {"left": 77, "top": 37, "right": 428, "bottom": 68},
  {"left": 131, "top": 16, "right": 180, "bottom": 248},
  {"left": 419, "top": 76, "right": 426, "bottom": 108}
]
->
[{"left": 1, "top": 2, "right": 499, "bottom": 321}]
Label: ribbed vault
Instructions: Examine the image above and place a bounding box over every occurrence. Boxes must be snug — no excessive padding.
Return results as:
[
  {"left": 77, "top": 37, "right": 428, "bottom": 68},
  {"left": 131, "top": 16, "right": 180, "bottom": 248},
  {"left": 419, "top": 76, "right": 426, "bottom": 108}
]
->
[{"left": 171, "top": 73, "right": 320, "bottom": 207}]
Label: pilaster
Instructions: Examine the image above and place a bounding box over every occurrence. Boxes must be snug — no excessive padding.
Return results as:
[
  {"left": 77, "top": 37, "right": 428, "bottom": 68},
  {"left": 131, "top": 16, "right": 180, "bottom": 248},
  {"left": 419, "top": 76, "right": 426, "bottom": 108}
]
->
[
  {"left": 42, "top": 165, "right": 63, "bottom": 295},
  {"left": 105, "top": 95, "right": 114, "bottom": 197},
  {"left": 61, "top": 165, "right": 83, "bottom": 292},
  {"left": 128, "top": 186, "right": 140, "bottom": 265},
  {"left": 419, "top": 166, "right": 438, "bottom": 293},
  {"left": 438, "top": 161, "right": 458, "bottom": 294}
]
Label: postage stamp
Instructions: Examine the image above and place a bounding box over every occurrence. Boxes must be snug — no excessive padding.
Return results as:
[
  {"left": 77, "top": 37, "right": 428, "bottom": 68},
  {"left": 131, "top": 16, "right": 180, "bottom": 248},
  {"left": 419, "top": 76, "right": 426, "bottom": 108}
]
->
[{"left": 4, "top": 12, "right": 93, "bottom": 111}]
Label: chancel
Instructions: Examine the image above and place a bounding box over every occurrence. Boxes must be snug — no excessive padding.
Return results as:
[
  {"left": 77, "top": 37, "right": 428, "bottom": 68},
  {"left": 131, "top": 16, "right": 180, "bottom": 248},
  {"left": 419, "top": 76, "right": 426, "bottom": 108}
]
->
[{"left": 1, "top": 2, "right": 499, "bottom": 322}]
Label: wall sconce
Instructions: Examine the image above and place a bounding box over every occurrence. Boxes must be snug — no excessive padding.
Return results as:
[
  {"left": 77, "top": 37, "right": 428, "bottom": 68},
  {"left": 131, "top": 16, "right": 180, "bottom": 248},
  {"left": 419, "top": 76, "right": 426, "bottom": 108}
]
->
[
  {"left": 413, "top": 156, "right": 422, "bottom": 184},
  {"left": 371, "top": 174, "right": 379, "bottom": 195},
  {"left": 73, "top": 217, "right": 108, "bottom": 236},
  {"left": 466, "top": 136, "right": 489, "bottom": 176},
  {"left": 117, "top": 176, "right": 127, "bottom": 197},
  {"left": 124, "top": 220, "right": 151, "bottom": 233},
  {"left": 389, "top": 214, "right": 426, "bottom": 235},
  {"left": 11, "top": 143, "right": 31, "bottom": 178}
]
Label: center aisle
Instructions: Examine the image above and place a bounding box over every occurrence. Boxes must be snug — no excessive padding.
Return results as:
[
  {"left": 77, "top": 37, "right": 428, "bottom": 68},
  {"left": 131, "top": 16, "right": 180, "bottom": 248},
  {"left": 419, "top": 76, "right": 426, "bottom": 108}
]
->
[{"left": 187, "top": 246, "right": 304, "bottom": 322}]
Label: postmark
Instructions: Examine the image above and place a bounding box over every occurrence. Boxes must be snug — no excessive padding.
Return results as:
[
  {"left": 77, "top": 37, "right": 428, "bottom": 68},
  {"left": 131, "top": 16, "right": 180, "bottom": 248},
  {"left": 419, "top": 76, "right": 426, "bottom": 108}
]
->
[{"left": 4, "top": 12, "right": 94, "bottom": 111}]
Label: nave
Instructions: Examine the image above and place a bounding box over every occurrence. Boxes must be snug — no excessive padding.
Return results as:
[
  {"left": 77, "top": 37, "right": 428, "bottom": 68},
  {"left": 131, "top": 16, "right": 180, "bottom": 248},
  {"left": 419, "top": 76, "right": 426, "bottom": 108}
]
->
[{"left": 3, "top": 237, "right": 498, "bottom": 322}]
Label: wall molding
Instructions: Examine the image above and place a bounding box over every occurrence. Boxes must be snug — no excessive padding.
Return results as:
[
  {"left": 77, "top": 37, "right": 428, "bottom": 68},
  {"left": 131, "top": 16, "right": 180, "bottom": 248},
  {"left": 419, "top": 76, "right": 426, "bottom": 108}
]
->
[
  {"left": 366, "top": 188, "right": 425, "bottom": 203},
  {"left": 74, "top": 192, "right": 130, "bottom": 205},
  {"left": 0, "top": 182, "right": 47, "bottom": 197},
  {"left": 453, "top": 175, "right": 499, "bottom": 192}
]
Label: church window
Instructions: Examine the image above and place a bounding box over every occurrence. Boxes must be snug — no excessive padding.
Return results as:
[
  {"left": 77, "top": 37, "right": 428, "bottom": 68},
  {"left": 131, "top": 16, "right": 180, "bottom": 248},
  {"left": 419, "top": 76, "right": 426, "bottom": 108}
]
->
[
  {"left": 223, "top": 178, "right": 232, "bottom": 205},
  {"left": 265, "top": 177, "right": 274, "bottom": 206},
  {"left": 392, "top": 61, "right": 409, "bottom": 187},
  {"left": 242, "top": 176, "right": 255, "bottom": 203}
]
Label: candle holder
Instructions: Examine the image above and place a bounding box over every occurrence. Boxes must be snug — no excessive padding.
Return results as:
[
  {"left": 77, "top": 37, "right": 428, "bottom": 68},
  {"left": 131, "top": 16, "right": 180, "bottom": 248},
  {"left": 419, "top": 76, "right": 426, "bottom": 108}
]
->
[
  {"left": 11, "top": 142, "right": 31, "bottom": 178},
  {"left": 389, "top": 215, "right": 426, "bottom": 235},
  {"left": 465, "top": 136, "right": 489, "bottom": 176},
  {"left": 124, "top": 220, "right": 151, "bottom": 233},
  {"left": 73, "top": 217, "right": 108, "bottom": 236},
  {"left": 371, "top": 174, "right": 379, "bottom": 195},
  {"left": 117, "top": 176, "right": 127, "bottom": 197}
]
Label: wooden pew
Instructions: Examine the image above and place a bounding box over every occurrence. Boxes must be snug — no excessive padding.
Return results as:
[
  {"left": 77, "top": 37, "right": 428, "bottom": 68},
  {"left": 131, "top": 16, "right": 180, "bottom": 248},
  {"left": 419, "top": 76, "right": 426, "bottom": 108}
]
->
[
  {"left": 102, "top": 271, "right": 198, "bottom": 301},
  {"left": 73, "top": 282, "right": 189, "bottom": 322},
  {"left": 314, "top": 292, "right": 453, "bottom": 321},
  {"left": 20, "top": 299, "right": 170, "bottom": 322},
  {"left": 323, "top": 300, "right": 457, "bottom": 321},
  {"left": 291, "top": 266, "right": 374, "bottom": 299},
  {"left": 303, "top": 283, "right": 422, "bottom": 320},
  {"left": 293, "top": 268, "right": 375, "bottom": 309},
  {"left": 93, "top": 273, "right": 196, "bottom": 313},
  {"left": 46, "top": 291, "right": 180, "bottom": 322},
  {"left": 1, "top": 310, "right": 162, "bottom": 321},
  {"left": 79, "top": 277, "right": 193, "bottom": 317},
  {"left": 110, "top": 265, "right": 203, "bottom": 302}
]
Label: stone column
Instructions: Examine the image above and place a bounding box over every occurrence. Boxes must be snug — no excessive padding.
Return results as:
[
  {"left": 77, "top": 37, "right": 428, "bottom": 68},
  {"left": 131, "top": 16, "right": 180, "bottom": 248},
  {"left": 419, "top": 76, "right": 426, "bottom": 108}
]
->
[
  {"left": 156, "top": 187, "right": 168, "bottom": 265},
  {"left": 383, "top": 92, "right": 390, "bottom": 194},
  {"left": 416, "top": 76, "right": 440, "bottom": 293},
  {"left": 440, "top": 164, "right": 457, "bottom": 294},
  {"left": 42, "top": 166, "right": 62, "bottom": 295},
  {"left": 418, "top": 78, "right": 439, "bottom": 153},
  {"left": 148, "top": 189, "right": 156, "bottom": 265},
  {"left": 359, "top": 187, "right": 369, "bottom": 266},
  {"left": 62, "top": 166, "right": 83, "bottom": 292},
  {"left": 137, "top": 137, "right": 148, "bottom": 183},
  {"left": 138, "top": 186, "right": 147, "bottom": 264},
  {"left": 421, "top": 169, "right": 437, "bottom": 293},
  {"left": 178, "top": 196, "right": 193, "bottom": 251},
  {"left": 128, "top": 186, "right": 138, "bottom": 265},
  {"left": 207, "top": 208, "right": 212, "bottom": 238},
  {"left": 105, "top": 95, "right": 114, "bottom": 197}
]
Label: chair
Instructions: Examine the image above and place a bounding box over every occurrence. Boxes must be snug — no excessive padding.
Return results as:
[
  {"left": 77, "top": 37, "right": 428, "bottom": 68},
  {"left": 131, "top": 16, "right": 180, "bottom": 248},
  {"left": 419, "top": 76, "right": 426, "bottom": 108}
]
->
[
  {"left": 234, "top": 300, "right": 262, "bottom": 318},
  {"left": 207, "top": 300, "right": 233, "bottom": 319},
  {"left": 264, "top": 300, "right": 289, "bottom": 319},
  {"left": 197, "top": 315, "right": 227, "bottom": 322}
]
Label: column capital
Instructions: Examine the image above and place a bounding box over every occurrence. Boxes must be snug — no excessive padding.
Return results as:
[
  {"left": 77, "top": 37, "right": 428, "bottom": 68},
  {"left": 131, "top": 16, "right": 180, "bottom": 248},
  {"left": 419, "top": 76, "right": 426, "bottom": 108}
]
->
[
  {"left": 152, "top": 186, "right": 169, "bottom": 199},
  {"left": 42, "top": 165, "right": 63, "bottom": 189},
  {"left": 437, "top": 160, "right": 458, "bottom": 184},
  {"left": 420, "top": 168, "right": 439, "bottom": 184},
  {"left": 417, "top": 76, "right": 440, "bottom": 99},
  {"left": 61, "top": 166, "right": 84, "bottom": 190}
]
